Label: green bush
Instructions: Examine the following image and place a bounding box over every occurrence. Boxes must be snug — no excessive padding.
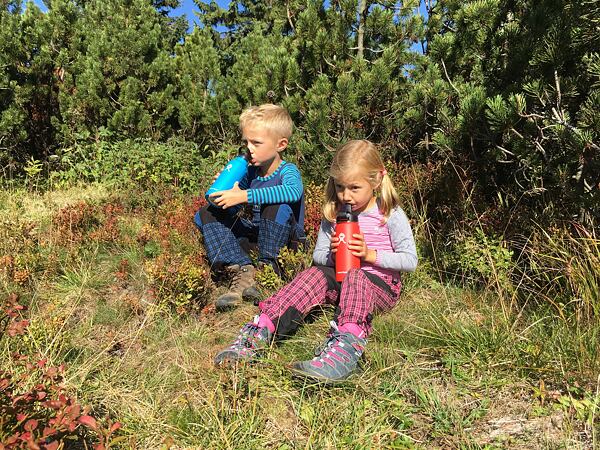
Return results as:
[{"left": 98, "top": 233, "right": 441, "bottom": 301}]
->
[
  {"left": 50, "top": 137, "right": 236, "bottom": 194},
  {"left": 443, "top": 228, "right": 514, "bottom": 292}
]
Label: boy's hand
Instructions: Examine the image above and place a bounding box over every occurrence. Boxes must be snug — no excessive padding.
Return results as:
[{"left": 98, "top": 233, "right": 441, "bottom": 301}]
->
[
  {"left": 208, "top": 182, "right": 248, "bottom": 209},
  {"left": 348, "top": 233, "right": 376, "bottom": 263}
]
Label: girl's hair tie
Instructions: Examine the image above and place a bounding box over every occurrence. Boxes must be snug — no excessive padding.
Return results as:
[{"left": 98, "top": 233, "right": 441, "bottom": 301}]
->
[{"left": 380, "top": 169, "right": 387, "bottom": 176}]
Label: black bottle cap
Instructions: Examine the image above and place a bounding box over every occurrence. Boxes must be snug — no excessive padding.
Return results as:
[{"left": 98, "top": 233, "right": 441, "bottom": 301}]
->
[
  {"left": 237, "top": 146, "right": 251, "bottom": 161},
  {"left": 336, "top": 203, "right": 357, "bottom": 222}
]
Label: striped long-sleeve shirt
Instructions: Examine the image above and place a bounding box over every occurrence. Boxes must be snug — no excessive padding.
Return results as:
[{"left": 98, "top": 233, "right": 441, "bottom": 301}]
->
[{"left": 239, "top": 161, "right": 305, "bottom": 228}]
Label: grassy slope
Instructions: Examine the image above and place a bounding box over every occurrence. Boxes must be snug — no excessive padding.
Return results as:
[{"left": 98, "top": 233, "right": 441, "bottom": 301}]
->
[{"left": 1, "top": 185, "right": 598, "bottom": 449}]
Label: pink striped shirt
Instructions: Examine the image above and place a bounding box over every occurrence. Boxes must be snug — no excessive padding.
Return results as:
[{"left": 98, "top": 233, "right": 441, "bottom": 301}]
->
[{"left": 313, "top": 204, "right": 418, "bottom": 282}]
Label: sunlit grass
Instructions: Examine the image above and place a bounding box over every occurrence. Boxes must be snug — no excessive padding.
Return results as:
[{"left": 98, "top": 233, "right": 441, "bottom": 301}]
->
[{"left": 1, "top": 183, "right": 599, "bottom": 448}]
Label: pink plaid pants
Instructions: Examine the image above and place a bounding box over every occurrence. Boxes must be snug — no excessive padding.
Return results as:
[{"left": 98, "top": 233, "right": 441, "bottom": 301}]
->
[{"left": 258, "top": 266, "right": 401, "bottom": 337}]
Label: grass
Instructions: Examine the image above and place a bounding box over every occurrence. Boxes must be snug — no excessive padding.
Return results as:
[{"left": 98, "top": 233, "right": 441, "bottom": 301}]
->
[{"left": 1, "top": 183, "right": 599, "bottom": 448}]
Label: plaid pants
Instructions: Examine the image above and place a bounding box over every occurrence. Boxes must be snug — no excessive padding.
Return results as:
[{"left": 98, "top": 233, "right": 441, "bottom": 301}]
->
[
  {"left": 258, "top": 266, "right": 402, "bottom": 338},
  {"left": 195, "top": 204, "right": 301, "bottom": 269}
]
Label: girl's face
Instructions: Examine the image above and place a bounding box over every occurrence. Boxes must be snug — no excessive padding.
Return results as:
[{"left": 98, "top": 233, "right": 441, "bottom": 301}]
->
[{"left": 334, "top": 172, "right": 377, "bottom": 214}]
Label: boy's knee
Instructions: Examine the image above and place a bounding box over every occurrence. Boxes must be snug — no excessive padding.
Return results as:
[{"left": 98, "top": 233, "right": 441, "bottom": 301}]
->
[
  {"left": 261, "top": 203, "right": 293, "bottom": 224},
  {"left": 195, "top": 204, "right": 227, "bottom": 229}
]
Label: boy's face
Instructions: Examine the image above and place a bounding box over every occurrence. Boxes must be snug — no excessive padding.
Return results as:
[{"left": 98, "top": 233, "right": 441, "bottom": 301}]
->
[{"left": 241, "top": 124, "right": 288, "bottom": 176}]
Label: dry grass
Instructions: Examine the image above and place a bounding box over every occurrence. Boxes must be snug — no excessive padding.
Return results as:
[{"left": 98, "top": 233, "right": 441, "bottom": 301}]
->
[{"left": 1, "top": 184, "right": 599, "bottom": 448}]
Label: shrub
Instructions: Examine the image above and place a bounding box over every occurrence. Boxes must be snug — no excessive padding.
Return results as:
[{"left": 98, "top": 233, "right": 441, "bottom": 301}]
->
[
  {"left": 145, "top": 254, "right": 213, "bottom": 314},
  {"left": 52, "top": 139, "right": 236, "bottom": 195},
  {"left": 1, "top": 294, "right": 120, "bottom": 449},
  {"left": 443, "top": 228, "right": 514, "bottom": 293},
  {"left": 303, "top": 182, "right": 324, "bottom": 240},
  {"left": 519, "top": 224, "right": 600, "bottom": 319}
]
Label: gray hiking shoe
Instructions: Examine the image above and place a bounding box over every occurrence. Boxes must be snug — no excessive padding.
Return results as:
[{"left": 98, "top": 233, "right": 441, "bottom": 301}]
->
[
  {"left": 214, "top": 316, "right": 273, "bottom": 366},
  {"left": 215, "top": 264, "right": 256, "bottom": 312},
  {"left": 290, "top": 322, "right": 366, "bottom": 382}
]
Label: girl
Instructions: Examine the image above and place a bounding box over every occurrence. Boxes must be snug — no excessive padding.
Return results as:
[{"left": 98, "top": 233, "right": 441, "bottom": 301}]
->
[{"left": 214, "top": 140, "right": 418, "bottom": 382}]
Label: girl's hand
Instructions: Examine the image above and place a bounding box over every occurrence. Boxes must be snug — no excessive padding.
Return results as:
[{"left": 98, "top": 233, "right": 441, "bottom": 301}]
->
[
  {"left": 212, "top": 171, "right": 221, "bottom": 182},
  {"left": 330, "top": 235, "right": 340, "bottom": 254},
  {"left": 208, "top": 182, "right": 248, "bottom": 209},
  {"left": 348, "top": 233, "right": 377, "bottom": 263}
]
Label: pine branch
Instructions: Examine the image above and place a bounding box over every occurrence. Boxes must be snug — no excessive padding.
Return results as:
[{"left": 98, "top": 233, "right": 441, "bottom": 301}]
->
[
  {"left": 286, "top": 0, "right": 295, "bottom": 32},
  {"left": 441, "top": 59, "right": 460, "bottom": 95}
]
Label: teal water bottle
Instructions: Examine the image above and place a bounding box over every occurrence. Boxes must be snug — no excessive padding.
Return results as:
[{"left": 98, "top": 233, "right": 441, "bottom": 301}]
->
[{"left": 205, "top": 154, "right": 249, "bottom": 206}]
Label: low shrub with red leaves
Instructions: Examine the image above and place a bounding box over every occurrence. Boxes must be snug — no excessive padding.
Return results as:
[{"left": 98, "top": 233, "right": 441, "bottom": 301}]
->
[
  {"left": 303, "top": 183, "right": 324, "bottom": 240},
  {"left": 51, "top": 201, "right": 100, "bottom": 245},
  {"left": 1, "top": 294, "right": 121, "bottom": 449}
]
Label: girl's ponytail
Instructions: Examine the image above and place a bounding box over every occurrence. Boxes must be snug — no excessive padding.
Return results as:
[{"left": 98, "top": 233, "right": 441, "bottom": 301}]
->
[
  {"left": 378, "top": 172, "right": 401, "bottom": 223},
  {"left": 323, "top": 177, "right": 338, "bottom": 222}
]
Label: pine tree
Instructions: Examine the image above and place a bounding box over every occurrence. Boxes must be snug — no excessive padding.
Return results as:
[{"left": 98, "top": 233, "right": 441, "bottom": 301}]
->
[
  {"left": 57, "top": 0, "right": 180, "bottom": 141},
  {"left": 0, "top": 0, "right": 62, "bottom": 171}
]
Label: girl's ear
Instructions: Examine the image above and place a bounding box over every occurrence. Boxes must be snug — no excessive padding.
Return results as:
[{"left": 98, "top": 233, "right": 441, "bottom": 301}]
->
[{"left": 373, "top": 177, "right": 383, "bottom": 191}]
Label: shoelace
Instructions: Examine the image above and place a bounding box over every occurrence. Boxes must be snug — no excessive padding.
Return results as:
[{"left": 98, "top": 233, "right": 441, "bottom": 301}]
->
[
  {"left": 313, "top": 321, "right": 339, "bottom": 357},
  {"left": 229, "top": 266, "right": 251, "bottom": 290},
  {"left": 229, "top": 266, "right": 243, "bottom": 286},
  {"left": 232, "top": 325, "right": 258, "bottom": 348},
  {"left": 231, "top": 316, "right": 262, "bottom": 350}
]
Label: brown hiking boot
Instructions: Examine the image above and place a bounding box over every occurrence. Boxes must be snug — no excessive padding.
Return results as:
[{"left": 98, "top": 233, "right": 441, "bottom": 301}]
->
[{"left": 215, "top": 264, "right": 256, "bottom": 312}]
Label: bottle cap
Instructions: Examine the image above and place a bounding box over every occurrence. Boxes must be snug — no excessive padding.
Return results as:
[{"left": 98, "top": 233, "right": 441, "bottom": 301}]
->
[{"left": 336, "top": 203, "right": 357, "bottom": 222}]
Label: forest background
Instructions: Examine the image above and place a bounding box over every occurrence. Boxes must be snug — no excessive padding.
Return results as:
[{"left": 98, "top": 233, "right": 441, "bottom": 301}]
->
[{"left": 1, "top": 0, "right": 599, "bottom": 447}]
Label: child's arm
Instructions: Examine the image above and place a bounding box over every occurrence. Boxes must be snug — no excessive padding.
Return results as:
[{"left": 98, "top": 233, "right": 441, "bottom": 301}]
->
[
  {"left": 208, "top": 182, "right": 248, "bottom": 209},
  {"left": 246, "top": 163, "right": 303, "bottom": 205},
  {"left": 312, "top": 219, "right": 335, "bottom": 266},
  {"left": 375, "top": 208, "right": 418, "bottom": 272}
]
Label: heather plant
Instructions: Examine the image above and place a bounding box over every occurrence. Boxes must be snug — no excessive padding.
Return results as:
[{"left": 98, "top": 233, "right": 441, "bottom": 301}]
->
[
  {"left": 52, "top": 139, "right": 215, "bottom": 194},
  {"left": 145, "top": 253, "right": 212, "bottom": 314},
  {"left": 302, "top": 182, "right": 324, "bottom": 240},
  {"left": 1, "top": 294, "right": 121, "bottom": 449},
  {"left": 254, "top": 262, "right": 285, "bottom": 293},
  {"left": 444, "top": 227, "right": 514, "bottom": 293}
]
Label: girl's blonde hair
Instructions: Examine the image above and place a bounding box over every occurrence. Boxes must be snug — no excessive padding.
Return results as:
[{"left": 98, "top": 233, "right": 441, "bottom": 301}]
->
[{"left": 323, "top": 140, "right": 400, "bottom": 222}]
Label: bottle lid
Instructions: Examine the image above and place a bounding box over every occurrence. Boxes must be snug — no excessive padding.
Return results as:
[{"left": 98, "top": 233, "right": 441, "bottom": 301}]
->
[
  {"left": 237, "top": 146, "right": 251, "bottom": 161},
  {"left": 336, "top": 203, "right": 357, "bottom": 222}
]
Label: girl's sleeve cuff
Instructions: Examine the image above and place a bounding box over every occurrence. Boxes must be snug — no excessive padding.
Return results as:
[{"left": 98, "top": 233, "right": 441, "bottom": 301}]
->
[{"left": 375, "top": 250, "right": 383, "bottom": 266}]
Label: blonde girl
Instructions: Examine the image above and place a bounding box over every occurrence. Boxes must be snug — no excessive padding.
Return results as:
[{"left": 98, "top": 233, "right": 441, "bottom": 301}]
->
[{"left": 214, "top": 140, "right": 418, "bottom": 382}]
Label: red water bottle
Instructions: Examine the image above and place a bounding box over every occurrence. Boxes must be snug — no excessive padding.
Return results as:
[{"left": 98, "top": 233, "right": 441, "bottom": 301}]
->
[{"left": 335, "top": 203, "right": 361, "bottom": 282}]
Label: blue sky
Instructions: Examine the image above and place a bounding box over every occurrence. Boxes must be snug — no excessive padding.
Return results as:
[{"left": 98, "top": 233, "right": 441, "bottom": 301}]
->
[
  {"left": 31, "top": 0, "right": 427, "bottom": 51},
  {"left": 32, "top": 0, "right": 223, "bottom": 29}
]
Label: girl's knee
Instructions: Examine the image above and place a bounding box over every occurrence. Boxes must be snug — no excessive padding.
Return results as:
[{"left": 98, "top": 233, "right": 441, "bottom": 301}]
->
[{"left": 344, "top": 268, "right": 365, "bottom": 282}]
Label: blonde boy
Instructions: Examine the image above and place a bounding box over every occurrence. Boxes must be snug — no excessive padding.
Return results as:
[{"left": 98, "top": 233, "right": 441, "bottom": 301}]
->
[{"left": 194, "top": 104, "right": 306, "bottom": 311}]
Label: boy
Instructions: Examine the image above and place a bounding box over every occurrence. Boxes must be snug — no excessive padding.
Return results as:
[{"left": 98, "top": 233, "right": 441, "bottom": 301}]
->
[{"left": 194, "top": 104, "right": 305, "bottom": 312}]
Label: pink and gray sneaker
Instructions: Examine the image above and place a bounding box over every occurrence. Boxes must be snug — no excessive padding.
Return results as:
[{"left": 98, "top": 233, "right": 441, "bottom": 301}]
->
[
  {"left": 291, "top": 322, "right": 366, "bottom": 382},
  {"left": 214, "top": 316, "right": 273, "bottom": 366}
]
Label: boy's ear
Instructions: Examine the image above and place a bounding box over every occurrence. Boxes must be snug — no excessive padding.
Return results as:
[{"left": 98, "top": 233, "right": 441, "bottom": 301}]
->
[{"left": 277, "top": 137, "right": 288, "bottom": 152}]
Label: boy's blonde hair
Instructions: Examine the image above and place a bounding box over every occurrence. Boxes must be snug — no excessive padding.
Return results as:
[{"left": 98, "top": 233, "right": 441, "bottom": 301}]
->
[
  {"left": 323, "top": 140, "right": 400, "bottom": 223},
  {"left": 239, "top": 104, "right": 293, "bottom": 139}
]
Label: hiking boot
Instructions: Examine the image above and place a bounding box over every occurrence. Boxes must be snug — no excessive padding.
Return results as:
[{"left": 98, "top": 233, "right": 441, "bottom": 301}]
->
[
  {"left": 214, "top": 316, "right": 273, "bottom": 366},
  {"left": 242, "top": 286, "right": 262, "bottom": 305},
  {"left": 290, "top": 322, "right": 366, "bottom": 382},
  {"left": 215, "top": 264, "right": 256, "bottom": 312}
]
